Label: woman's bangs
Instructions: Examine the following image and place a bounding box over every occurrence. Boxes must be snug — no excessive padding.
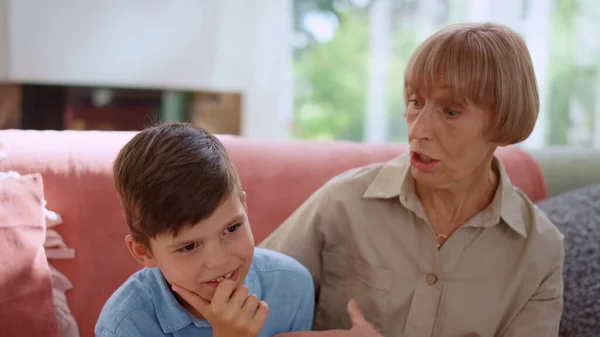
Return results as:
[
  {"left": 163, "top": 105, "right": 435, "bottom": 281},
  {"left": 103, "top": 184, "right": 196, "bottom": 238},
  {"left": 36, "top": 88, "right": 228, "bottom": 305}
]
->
[{"left": 404, "top": 35, "right": 497, "bottom": 108}]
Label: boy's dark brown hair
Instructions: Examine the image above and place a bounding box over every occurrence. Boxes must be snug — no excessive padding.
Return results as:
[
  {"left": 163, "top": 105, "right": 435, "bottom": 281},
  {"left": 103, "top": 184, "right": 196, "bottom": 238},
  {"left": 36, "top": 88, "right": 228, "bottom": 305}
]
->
[{"left": 113, "top": 122, "right": 242, "bottom": 248}]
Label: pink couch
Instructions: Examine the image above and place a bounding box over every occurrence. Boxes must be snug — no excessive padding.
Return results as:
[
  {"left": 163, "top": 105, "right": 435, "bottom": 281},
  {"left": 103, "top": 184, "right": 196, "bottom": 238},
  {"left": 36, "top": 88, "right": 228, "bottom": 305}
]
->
[{"left": 0, "top": 130, "right": 548, "bottom": 337}]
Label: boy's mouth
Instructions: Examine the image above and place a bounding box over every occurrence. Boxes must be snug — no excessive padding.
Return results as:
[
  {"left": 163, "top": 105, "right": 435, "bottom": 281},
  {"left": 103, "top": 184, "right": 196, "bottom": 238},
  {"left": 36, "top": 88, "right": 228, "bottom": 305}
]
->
[{"left": 205, "top": 268, "right": 240, "bottom": 286}]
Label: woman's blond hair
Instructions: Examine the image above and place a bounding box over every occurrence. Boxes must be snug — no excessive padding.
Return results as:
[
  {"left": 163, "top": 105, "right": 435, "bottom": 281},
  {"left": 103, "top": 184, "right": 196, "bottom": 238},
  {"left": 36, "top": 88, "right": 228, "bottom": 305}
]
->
[{"left": 404, "top": 22, "right": 539, "bottom": 145}]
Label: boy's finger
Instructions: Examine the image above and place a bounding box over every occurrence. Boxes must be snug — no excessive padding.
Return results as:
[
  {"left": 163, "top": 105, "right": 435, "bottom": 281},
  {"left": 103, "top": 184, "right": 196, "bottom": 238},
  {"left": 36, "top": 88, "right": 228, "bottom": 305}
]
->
[
  {"left": 171, "top": 285, "right": 209, "bottom": 314},
  {"left": 241, "top": 294, "right": 261, "bottom": 317},
  {"left": 210, "top": 279, "right": 238, "bottom": 308},
  {"left": 228, "top": 285, "right": 250, "bottom": 311},
  {"left": 250, "top": 300, "right": 270, "bottom": 330}
]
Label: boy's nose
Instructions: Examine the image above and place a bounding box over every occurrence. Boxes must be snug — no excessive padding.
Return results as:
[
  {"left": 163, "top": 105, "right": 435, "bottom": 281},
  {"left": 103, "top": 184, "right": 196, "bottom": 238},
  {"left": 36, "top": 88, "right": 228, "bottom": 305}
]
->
[{"left": 202, "top": 243, "right": 229, "bottom": 269}]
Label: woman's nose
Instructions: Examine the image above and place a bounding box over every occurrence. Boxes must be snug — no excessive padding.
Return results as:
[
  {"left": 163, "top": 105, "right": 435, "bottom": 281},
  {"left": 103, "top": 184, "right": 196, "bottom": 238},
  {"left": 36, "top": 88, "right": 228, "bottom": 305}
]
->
[{"left": 408, "top": 105, "right": 434, "bottom": 141}]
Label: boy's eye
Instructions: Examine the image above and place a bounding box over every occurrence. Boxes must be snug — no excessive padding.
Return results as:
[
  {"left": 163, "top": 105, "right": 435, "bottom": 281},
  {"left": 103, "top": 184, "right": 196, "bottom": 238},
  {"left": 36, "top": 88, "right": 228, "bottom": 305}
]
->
[
  {"left": 179, "top": 243, "right": 198, "bottom": 252},
  {"left": 223, "top": 224, "right": 241, "bottom": 235}
]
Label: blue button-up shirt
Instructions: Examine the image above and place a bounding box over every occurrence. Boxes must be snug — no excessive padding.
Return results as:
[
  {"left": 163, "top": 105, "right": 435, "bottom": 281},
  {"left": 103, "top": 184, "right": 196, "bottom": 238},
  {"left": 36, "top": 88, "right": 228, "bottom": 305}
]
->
[{"left": 95, "top": 248, "right": 314, "bottom": 336}]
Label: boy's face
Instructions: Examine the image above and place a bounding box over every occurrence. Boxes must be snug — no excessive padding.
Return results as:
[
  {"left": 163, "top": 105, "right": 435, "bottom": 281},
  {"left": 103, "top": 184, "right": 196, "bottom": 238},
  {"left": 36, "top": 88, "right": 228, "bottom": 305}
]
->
[{"left": 127, "top": 192, "right": 255, "bottom": 315}]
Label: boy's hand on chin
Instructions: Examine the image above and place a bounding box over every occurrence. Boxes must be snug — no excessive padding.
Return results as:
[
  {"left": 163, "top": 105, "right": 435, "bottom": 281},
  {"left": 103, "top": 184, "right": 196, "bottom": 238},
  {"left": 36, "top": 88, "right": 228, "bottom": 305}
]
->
[{"left": 172, "top": 280, "right": 269, "bottom": 337}]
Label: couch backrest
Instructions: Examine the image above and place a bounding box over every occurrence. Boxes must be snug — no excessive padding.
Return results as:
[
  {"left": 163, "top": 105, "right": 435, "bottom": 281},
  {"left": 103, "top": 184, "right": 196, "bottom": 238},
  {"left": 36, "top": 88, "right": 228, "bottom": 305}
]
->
[{"left": 0, "top": 129, "right": 548, "bottom": 337}]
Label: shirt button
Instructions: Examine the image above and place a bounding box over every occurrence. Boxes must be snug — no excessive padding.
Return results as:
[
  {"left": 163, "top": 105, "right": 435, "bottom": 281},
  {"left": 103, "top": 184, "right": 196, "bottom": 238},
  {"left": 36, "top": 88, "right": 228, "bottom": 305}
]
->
[{"left": 427, "top": 273, "right": 438, "bottom": 285}]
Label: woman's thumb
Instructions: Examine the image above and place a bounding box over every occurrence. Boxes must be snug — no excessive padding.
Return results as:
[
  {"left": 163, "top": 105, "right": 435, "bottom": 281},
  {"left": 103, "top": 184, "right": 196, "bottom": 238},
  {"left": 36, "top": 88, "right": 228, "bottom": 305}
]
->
[{"left": 347, "top": 299, "right": 368, "bottom": 327}]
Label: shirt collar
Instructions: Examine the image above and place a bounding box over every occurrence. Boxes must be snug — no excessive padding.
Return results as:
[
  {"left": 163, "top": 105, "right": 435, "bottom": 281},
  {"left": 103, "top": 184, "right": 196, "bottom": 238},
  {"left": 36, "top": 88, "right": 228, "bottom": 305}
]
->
[
  {"left": 147, "top": 261, "right": 262, "bottom": 334},
  {"left": 363, "top": 152, "right": 527, "bottom": 238}
]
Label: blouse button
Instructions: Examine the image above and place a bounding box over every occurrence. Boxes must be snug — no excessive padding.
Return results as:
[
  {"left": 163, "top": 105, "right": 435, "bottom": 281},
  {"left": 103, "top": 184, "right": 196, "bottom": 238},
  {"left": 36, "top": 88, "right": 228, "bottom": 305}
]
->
[{"left": 427, "top": 273, "right": 438, "bottom": 285}]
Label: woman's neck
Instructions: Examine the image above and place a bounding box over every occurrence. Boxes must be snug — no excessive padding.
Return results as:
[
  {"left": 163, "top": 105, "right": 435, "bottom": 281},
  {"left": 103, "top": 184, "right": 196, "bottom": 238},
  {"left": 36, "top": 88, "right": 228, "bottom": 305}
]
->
[{"left": 415, "top": 163, "right": 499, "bottom": 236}]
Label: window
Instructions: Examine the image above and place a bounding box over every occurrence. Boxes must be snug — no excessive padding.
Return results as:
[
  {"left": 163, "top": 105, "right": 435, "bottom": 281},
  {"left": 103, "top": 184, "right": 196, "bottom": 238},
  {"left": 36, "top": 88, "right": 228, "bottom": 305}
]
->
[{"left": 291, "top": 0, "right": 600, "bottom": 149}]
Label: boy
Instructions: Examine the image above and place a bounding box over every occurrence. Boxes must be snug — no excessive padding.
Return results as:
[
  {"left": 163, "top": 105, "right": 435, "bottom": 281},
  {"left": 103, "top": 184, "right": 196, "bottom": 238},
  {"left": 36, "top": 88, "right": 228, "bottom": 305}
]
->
[{"left": 95, "top": 122, "right": 315, "bottom": 337}]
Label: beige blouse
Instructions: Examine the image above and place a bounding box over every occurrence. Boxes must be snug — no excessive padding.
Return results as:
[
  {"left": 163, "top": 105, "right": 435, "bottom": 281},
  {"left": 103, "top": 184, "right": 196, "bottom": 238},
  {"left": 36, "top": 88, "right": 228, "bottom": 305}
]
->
[{"left": 259, "top": 153, "right": 564, "bottom": 337}]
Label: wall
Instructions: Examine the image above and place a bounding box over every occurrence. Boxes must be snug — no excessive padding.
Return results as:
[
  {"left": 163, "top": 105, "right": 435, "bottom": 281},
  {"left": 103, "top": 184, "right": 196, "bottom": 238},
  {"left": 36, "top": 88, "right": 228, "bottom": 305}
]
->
[
  {"left": 5, "top": 0, "right": 292, "bottom": 140},
  {"left": 0, "top": 0, "right": 8, "bottom": 80}
]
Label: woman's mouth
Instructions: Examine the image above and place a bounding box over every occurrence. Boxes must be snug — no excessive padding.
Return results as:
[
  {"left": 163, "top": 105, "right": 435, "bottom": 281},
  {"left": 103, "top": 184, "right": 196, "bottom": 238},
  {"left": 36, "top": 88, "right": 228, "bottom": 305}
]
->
[{"left": 410, "top": 151, "right": 440, "bottom": 170}]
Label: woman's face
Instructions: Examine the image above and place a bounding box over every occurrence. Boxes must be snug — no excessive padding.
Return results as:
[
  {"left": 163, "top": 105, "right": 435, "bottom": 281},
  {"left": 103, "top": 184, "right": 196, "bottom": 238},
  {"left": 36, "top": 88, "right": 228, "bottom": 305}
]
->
[{"left": 405, "top": 87, "right": 497, "bottom": 189}]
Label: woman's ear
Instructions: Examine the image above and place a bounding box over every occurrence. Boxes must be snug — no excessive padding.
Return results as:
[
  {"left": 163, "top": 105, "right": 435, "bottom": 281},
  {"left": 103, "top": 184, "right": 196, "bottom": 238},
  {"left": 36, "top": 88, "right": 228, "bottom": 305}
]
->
[{"left": 125, "top": 234, "right": 158, "bottom": 268}]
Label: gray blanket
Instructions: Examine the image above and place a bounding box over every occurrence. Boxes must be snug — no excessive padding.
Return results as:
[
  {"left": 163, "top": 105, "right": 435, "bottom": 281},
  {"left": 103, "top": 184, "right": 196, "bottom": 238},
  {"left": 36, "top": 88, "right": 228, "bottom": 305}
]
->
[{"left": 537, "top": 184, "right": 600, "bottom": 337}]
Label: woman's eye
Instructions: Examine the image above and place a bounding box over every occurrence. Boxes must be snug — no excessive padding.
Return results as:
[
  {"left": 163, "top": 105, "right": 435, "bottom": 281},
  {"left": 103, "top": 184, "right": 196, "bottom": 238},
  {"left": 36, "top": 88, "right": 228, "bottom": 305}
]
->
[
  {"left": 179, "top": 243, "right": 198, "bottom": 252},
  {"left": 409, "top": 99, "right": 423, "bottom": 107},
  {"left": 445, "top": 109, "right": 461, "bottom": 118},
  {"left": 223, "top": 224, "right": 241, "bottom": 235}
]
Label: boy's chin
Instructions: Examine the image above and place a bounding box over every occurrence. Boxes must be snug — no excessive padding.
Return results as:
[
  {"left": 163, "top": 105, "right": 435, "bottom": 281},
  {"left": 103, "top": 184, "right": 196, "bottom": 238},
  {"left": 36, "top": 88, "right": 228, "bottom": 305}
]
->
[{"left": 176, "top": 296, "right": 206, "bottom": 320}]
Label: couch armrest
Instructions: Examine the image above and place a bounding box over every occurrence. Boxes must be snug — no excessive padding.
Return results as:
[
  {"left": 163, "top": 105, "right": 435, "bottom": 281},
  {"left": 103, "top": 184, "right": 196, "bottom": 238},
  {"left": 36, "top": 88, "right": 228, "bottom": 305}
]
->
[{"left": 529, "top": 147, "right": 600, "bottom": 197}]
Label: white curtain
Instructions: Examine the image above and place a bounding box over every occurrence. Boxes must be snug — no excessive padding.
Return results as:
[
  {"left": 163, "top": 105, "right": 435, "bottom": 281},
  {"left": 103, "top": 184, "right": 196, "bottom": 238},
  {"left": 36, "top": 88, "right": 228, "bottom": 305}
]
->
[{"left": 467, "top": 0, "right": 550, "bottom": 149}]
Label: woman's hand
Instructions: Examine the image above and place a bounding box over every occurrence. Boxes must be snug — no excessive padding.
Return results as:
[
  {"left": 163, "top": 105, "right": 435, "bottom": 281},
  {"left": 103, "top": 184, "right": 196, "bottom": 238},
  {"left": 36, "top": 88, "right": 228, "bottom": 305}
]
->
[
  {"left": 172, "top": 280, "right": 269, "bottom": 337},
  {"left": 275, "top": 299, "right": 381, "bottom": 337}
]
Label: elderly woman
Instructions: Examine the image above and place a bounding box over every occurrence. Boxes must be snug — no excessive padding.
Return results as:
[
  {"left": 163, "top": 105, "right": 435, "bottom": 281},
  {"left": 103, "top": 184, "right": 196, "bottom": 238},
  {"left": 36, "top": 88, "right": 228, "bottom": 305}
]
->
[{"left": 260, "top": 22, "right": 564, "bottom": 337}]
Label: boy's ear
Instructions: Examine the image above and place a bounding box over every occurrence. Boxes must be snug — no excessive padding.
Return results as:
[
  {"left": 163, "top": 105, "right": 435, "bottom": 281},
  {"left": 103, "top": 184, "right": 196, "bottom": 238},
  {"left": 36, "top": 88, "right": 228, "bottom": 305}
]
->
[
  {"left": 240, "top": 190, "right": 247, "bottom": 209},
  {"left": 125, "top": 235, "right": 158, "bottom": 268}
]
